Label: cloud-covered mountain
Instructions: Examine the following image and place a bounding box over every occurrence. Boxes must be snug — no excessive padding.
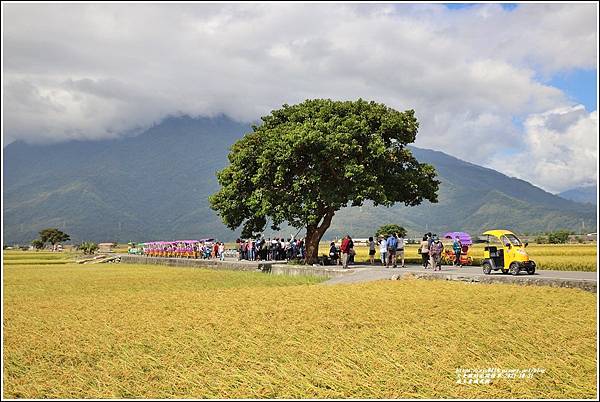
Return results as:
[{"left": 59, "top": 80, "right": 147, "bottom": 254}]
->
[
  {"left": 3, "top": 3, "right": 597, "bottom": 192},
  {"left": 3, "top": 116, "right": 596, "bottom": 244}
]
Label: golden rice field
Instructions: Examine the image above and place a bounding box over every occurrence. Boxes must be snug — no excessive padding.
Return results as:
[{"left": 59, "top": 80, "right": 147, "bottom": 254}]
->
[
  {"left": 3, "top": 254, "right": 597, "bottom": 399},
  {"left": 319, "top": 243, "right": 598, "bottom": 272},
  {"left": 1, "top": 251, "right": 77, "bottom": 265}
]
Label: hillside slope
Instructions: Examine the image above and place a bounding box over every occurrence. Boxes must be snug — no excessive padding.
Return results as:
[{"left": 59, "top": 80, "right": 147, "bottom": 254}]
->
[
  {"left": 3, "top": 116, "right": 596, "bottom": 243},
  {"left": 558, "top": 185, "right": 597, "bottom": 205}
]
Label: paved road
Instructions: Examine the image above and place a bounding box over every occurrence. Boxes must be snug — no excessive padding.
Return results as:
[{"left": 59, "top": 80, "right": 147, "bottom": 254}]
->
[
  {"left": 323, "top": 263, "right": 597, "bottom": 285},
  {"left": 119, "top": 255, "right": 596, "bottom": 291}
]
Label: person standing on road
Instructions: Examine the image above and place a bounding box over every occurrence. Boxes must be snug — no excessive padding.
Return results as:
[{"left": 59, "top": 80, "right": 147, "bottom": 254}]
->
[
  {"left": 283, "top": 238, "right": 290, "bottom": 260},
  {"left": 270, "top": 238, "right": 277, "bottom": 260},
  {"left": 213, "top": 242, "right": 219, "bottom": 259},
  {"left": 250, "top": 239, "right": 257, "bottom": 261},
  {"left": 236, "top": 239, "right": 243, "bottom": 261},
  {"left": 218, "top": 242, "right": 225, "bottom": 261},
  {"left": 298, "top": 238, "right": 305, "bottom": 260},
  {"left": 420, "top": 235, "right": 430, "bottom": 268},
  {"left": 368, "top": 236, "right": 376, "bottom": 265},
  {"left": 260, "top": 238, "right": 268, "bottom": 260},
  {"left": 453, "top": 236, "right": 463, "bottom": 267},
  {"left": 379, "top": 236, "right": 388, "bottom": 266},
  {"left": 429, "top": 235, "right": 443, "bottom": 271},
  {"left": 386, "top": 233, "right": 398, "bottom": 268},
  {"left": 397, "top": 233, "right": 406, "bottom": 268},
  {"left": 348, "top": 236, "right": 355, "bottom": 265},
  {"left": 340, "top": 235, "right": 351, "bottom": 269}
]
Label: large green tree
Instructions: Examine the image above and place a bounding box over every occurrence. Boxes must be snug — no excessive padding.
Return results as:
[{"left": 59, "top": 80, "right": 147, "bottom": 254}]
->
[
  {"left": 210, "top": 99, "right": 439, "bottom": 263},
  {"left": 39, "top": 228, "right": 70, "bottom": 246}
]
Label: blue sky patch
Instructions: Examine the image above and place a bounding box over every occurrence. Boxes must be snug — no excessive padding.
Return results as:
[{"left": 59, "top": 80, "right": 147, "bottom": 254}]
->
[
  {"left": 444, "top": 3, "right": 518, "bottom": 11},
  {"left": 549, "top": 69, "right": 598, "bottom": 112}
]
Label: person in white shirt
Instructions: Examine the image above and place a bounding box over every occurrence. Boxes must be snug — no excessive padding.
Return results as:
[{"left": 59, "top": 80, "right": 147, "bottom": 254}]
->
[
  {"left": 397, "top": 235, "right": 406, "bottom": 268},
  {"left": 379, "top": 236, "right": 388, "bottom": 265},
  {"left": 420, "top": 235, "right": 430, "bottom": 268},
  {"left": 218, "top": 242, "right": 225, "bottom": 261}
]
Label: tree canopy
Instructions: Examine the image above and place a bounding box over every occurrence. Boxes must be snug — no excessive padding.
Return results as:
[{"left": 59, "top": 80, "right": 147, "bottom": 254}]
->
[
  {"left": 375, "top": 224, "right": 407, "bottom": 238},
  {"left": 547, "top": 230, "right": 571, "bottom": 244},
  {"left": 210, "top": 99, "right": 439, "bottom": 263},
  {"left": 78, "top": 242, "right": 99, "bottom": 255},
  {"left": 31, "top": 239, "right": 45, "bottom": 250},
  {"left": 39, "top": 228, "right": 70, "bottom": 246}
]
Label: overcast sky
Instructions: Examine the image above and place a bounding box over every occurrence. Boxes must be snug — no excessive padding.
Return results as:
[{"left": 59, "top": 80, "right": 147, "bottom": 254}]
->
[{"left": 2, "top": 2, "right": 598, "bottom": 193}]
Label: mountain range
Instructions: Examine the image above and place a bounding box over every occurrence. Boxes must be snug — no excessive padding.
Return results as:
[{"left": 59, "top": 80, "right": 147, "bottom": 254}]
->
[
  {"left": 557, "top": 185, "right": 597, "bottom": 205},
  {"left": 3, "top": 115, "right": 597, "bottom": 244}
]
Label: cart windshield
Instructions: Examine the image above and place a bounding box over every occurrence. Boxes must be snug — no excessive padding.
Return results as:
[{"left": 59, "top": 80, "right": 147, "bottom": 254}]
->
[{"left": 502, "top": 234, "right": 522, "bottom": 247}]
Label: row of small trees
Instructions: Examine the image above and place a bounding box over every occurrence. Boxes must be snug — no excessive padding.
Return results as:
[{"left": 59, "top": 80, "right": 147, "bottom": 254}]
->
[
  {"left": 534, "top": 230, "right": 588, "bottom": 244},
  {"left": 30, "top": 228, "right": 98, "bottom": 254}
]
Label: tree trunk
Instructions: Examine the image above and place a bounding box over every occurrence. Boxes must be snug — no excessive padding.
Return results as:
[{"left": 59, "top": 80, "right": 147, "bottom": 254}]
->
[{"left": 304, "top": 210, "right": 335, "bottom": 265}]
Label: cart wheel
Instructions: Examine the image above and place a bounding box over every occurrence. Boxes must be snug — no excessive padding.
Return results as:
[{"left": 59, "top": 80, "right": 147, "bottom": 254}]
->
[
  {"left": 482, "top": 262, "right": 492, "bottom": 275},
  {"left": 527, "top": 266, "right": 535, "bottom": 275},
  {"left": 509, "top": 262, "right": 520, "bottom": 276}
]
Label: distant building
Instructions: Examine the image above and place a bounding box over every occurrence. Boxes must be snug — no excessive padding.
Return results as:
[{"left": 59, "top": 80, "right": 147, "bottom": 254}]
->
[{"left": 98, "top": 243, "right": 115, "bottom": 253}]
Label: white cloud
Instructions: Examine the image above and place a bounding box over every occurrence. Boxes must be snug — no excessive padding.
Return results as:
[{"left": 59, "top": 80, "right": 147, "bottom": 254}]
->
[
  {"left": 446, "top": 3, "right": 598, "bottom": 75},
  {"left": 2, "top": 3, "right": 598, "bottom": 190},
  {"left": 490, "top": 106, "right": 598, "bottom": 193}
]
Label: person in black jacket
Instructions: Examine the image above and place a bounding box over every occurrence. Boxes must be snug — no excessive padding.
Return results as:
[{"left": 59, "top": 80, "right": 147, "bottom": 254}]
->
[{"left": 329, "top": 241, "right": 339, "bottom": 265}]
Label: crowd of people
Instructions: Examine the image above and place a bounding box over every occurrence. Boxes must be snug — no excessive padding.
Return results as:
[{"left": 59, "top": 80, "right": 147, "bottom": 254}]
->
[
  {"left": 141, "top": 240, "right": 226, "bottom": 260},
  {"left": 330, "top": 233, "right": 407, "bottom": 269},
  {"left": 140, "top": 231, "right": 466, "bottom": 270},
  {"left": 236, "top": 237, "right": 306, "bottom": 261},
  {"left": 418, "top": 232, "right": 465, "bottom": 270},
  {"left": 327, "top": 232, "right": 465, "bottom": 270}
]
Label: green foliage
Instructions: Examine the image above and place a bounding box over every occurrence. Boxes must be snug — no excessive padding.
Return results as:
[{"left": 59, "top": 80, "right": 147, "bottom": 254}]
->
[
  {"left": 535, "top": 235, "right": 547, "bottom": 244},
  {"left": 375, "top": 224, "right": 407, "bottom": 238},
  {"left": 77, "top": 242, "right": 99, "bottom": 255},
  {"left": 210, "top": 99, "right": 439, "bottom": 261},
  {"left": 39, "top": 228, "right": 70, "bottom": 246},
  {"left": 548, "top": 230, "right": 571, "bottom": 244},
  {"left": 31, "top": 239, "right": 45, "bottom": 250}
]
